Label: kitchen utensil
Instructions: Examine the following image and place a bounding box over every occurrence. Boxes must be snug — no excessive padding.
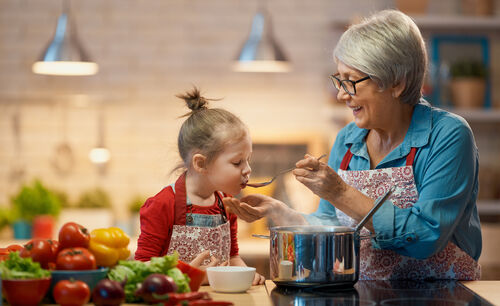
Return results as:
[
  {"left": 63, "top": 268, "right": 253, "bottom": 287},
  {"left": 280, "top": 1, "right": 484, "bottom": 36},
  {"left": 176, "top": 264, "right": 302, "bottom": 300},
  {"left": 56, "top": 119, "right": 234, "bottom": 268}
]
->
[
  {"left": 269, "top": 186, "right": 395, "bottom": 287},
  {"left": 2, "top": 277, "right": 52, "bottom": 306},
  {"left": 206, "top": 266, "right": 256, "bottom": 293},
  {"left": 246, "top": 154, "right": 327, "bottom": 188},
  {"left": 8, "top": 110, "right": 25, "bottom": 182}
]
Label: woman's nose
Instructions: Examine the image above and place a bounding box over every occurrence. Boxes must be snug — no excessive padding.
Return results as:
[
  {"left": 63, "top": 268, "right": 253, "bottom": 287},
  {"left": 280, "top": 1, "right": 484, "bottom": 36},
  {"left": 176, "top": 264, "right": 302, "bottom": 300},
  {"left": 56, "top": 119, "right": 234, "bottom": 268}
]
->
[{"left": 336, "top": 87, "right": 351, "bottom": 102}]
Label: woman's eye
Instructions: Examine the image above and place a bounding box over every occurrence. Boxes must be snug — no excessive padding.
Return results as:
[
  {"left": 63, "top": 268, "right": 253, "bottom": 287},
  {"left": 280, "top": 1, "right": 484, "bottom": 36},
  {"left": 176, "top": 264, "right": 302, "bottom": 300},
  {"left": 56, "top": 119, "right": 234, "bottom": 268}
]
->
[{"left": 232, "top": 161, "right": 241, "bottom": 166}]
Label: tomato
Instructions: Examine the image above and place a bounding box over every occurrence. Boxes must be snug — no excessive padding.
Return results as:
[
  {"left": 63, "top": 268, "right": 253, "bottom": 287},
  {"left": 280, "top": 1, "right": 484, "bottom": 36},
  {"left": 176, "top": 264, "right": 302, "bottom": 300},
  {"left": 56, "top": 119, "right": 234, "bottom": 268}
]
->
[
  {"left": 19, "top": 239, "right": 59, "bottom": 269},
  {"left": 53, "top": 279, "right": 90, "bottom": 306},
  {"left": 6, "top": 244, "right": 24, "bottom": 252},
  {"left": 59, "top": 222, "right": 90, "bottom": 249},
  {"left": 56, "top": 247, "right": 97, "bottom": 270},
  {"left": 177, "top": 260, "right": 206, "bottom": 291}
]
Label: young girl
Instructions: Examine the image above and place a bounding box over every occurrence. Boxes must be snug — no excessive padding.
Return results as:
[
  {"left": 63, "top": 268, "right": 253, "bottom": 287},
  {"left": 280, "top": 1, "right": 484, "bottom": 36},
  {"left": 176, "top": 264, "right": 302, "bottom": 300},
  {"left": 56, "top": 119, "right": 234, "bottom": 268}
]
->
[{"left": 135, "top": 87, "right": 265, "bottom": 285}]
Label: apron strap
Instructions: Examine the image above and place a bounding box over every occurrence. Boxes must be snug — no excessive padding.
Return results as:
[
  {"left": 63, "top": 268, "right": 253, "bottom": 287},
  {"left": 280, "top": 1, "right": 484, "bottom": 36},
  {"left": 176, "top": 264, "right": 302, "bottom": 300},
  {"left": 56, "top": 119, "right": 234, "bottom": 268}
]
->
[
  {"left": 339, "top": 146, "right": 418, "bottom": 170},
  {"left": 173, "top": 172, "right": 188, "bottom": 225},
  {"left": 340, "top": 148, "right": 354, "bottom": 171},
  {"left": 173, "top": 172, "right": 229, "bottom": 225},
  {"left": 405, "top": 147, "right": 417, "bottom": 166}
]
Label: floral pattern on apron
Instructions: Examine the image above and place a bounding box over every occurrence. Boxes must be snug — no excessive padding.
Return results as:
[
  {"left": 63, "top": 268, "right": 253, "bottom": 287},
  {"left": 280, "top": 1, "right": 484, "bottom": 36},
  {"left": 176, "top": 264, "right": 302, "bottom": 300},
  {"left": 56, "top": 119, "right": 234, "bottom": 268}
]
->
[
  {"left": 167, "top": 172, "right": 231, "bottom": 265},
  {"left": 336, "top": 147, "right": 480, "bottom": 280}
]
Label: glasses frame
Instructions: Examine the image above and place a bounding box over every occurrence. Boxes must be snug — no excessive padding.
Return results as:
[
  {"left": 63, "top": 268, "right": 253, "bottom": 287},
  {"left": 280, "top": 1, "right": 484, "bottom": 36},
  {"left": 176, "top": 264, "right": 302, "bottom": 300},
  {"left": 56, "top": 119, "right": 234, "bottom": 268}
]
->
[{"left": 329, "top": 74, "right": 370, "bottom": 96}]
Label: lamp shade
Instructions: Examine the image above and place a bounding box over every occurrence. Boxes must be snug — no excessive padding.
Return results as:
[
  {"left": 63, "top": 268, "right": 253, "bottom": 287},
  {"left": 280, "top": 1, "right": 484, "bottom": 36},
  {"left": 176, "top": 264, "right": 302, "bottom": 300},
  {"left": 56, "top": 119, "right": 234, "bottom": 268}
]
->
[
  {"left": 32, "top": 4, "right": 98, "bottom": 76},
  {"left": 233, "top": 9, "right": 290, "bottom": 73}
]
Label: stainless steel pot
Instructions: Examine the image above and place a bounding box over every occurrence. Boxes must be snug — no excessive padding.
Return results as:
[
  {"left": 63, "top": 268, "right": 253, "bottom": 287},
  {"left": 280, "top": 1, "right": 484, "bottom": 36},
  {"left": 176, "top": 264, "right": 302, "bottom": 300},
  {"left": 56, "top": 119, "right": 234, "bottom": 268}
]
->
[{"left": 269, "top": 187, "right": 394, "bottom": 288}]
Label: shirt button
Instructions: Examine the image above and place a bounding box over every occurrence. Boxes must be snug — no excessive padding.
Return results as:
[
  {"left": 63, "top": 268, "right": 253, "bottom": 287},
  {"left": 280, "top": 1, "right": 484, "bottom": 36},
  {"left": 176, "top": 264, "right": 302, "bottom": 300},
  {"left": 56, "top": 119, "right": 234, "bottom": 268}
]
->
[{"left": 406, "top": 237, "right": 413, "bottom": 242}]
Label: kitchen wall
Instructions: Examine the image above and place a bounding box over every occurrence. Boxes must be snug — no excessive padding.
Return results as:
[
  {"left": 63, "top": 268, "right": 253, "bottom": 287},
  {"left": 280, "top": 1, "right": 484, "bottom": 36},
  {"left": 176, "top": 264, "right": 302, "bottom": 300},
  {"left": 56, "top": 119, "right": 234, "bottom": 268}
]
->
[{"left": 1, "top": 0, "right": 500, "bottom": 277}]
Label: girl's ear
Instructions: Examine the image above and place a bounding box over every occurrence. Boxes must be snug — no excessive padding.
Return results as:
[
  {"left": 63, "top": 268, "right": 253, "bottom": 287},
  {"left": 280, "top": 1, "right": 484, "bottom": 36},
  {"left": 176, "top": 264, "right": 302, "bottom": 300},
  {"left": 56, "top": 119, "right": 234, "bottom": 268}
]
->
[{"left": 192, "top": 153, "right": 207, "bottom": 173}]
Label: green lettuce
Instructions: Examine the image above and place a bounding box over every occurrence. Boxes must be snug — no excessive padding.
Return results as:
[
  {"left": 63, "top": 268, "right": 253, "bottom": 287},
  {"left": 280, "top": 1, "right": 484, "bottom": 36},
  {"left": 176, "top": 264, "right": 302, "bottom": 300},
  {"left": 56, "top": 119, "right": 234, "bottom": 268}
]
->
[
  {"left": 0, "top": 252, "right": 51, "bottom": 279},
  {"left": 108, "top": 253, "right": 191, "bottom": 303}
]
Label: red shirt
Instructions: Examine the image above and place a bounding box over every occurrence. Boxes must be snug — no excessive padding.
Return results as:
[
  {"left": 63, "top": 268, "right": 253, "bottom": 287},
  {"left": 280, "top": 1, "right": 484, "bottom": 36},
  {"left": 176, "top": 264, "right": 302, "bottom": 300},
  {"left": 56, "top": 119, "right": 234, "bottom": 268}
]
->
[{"left": 135, "top": 185, "right": 239, "bottom": 261}]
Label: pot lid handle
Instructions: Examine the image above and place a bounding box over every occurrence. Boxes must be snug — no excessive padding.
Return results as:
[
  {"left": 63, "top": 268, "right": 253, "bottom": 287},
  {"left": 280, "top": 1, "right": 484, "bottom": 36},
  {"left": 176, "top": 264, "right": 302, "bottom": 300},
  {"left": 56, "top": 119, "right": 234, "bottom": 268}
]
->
[{"left": 355, "top": 186, "right": 395, "bottom": 233}]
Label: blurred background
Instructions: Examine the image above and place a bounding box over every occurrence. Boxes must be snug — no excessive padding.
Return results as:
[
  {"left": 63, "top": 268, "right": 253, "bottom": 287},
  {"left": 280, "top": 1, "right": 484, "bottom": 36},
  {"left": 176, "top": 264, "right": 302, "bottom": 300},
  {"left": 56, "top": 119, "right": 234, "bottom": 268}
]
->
[{"left": 1, "top": 0, "right": 499, "bottom": 279}]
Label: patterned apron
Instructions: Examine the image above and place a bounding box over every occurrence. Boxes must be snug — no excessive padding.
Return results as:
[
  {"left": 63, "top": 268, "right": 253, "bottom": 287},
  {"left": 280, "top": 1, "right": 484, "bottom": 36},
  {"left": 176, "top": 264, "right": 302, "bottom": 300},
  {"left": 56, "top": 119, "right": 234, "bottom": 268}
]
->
[
  {"left": 167, "top": 173, "right": 231, "bottom": 265},
  {"left": 336, "top": 147, "right": 481, "bottom": 280}
]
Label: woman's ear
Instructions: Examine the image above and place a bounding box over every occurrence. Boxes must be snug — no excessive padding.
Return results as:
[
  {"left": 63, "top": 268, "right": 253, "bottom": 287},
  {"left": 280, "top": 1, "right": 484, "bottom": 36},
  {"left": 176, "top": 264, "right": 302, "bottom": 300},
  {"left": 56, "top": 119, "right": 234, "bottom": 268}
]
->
[
  {"left": 192, "top": 153, "right": 207, "bottom": 173},
  {"left": 392, "top": 80, "right": 406, "bottom": 99}
]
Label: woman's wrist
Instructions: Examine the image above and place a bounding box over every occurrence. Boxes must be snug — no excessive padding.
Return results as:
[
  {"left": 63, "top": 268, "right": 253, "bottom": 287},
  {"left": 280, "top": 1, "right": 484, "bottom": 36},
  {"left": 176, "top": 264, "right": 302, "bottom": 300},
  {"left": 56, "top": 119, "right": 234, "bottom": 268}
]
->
[{"left": 268, "top": 199, "right": 307, "bottom": 225}]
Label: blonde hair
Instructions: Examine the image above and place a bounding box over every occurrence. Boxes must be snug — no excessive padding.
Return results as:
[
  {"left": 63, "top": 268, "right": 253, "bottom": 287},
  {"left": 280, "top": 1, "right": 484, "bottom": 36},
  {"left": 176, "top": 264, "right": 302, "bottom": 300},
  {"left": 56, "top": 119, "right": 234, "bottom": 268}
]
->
[{"left": 176, "top": 87, "right": 248, "bottom": 168}]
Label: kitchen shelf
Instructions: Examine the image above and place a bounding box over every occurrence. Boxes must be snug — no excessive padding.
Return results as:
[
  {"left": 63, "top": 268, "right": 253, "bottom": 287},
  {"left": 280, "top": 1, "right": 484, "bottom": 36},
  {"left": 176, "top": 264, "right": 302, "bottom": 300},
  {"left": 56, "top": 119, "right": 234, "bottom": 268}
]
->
[
  {"left": 447, "top": 108, "right": 500, "bottom": 122},
  {"left": 331, "top": 15, "right": 500, "bottom": 31},
  {"left": 477, "top": 200, "right": 500, "bottom": 215}
]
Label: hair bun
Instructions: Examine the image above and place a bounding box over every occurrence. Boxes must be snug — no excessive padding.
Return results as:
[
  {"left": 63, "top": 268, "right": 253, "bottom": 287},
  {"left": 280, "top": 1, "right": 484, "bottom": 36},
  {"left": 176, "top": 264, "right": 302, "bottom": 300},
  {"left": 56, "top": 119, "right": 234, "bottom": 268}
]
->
[{"left": 176, "top": 87, "right": 208, "bottom": 112}]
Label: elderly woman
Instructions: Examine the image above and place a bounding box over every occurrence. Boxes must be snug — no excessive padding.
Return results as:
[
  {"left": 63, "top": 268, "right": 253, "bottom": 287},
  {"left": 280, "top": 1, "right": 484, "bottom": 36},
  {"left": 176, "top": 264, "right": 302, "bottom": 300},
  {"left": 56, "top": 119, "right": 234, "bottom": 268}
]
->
[{"left": 224, "top": 9, "right": 481, "bottom": 280}]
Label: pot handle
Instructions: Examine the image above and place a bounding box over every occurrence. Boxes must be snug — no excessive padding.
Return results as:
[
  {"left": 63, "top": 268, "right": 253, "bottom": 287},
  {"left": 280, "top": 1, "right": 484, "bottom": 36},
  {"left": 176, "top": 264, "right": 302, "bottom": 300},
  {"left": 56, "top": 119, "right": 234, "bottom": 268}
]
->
[
  {"left": 355, "top": 186, "right": 395, "bottom": 233},
  {"left": 252, "top": 234, "right": 270, "bottom": 239}
]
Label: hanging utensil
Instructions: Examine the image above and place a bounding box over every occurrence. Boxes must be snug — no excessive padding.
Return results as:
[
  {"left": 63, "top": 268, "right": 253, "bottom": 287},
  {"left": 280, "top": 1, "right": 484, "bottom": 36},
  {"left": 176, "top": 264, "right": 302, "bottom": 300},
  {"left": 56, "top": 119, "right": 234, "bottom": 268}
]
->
[{"left": 51, "top": 102, "right": 75, "bottom": 177}]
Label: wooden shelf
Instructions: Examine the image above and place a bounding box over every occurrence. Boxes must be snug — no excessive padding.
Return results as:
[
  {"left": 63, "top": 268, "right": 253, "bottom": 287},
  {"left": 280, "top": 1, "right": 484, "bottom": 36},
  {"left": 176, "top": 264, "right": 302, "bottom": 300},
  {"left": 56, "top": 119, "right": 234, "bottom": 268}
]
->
[
  {"left": 446, "top": 108, "right": 500, "bottom": 122},
  {"left": 332, "top": 15, "right": 500, "bottom": 31},
  {"left": 477, "top": 200, "right": 500, "bottom": 215}
]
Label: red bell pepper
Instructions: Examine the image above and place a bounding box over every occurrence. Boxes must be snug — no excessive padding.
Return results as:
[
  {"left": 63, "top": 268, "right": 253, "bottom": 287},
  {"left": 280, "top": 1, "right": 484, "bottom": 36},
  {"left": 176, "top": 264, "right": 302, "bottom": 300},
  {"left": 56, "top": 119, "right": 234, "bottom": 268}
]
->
[{"left": 177, "top": 260, "right": 206, "bottom": 292}]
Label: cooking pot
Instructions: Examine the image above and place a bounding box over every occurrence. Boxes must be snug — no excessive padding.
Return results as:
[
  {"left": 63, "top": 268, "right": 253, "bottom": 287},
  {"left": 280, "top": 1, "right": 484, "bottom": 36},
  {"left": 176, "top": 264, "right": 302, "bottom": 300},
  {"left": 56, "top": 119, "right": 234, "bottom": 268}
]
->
[{"left": 268, "top": 187, "right": 394, "bottom": 288}]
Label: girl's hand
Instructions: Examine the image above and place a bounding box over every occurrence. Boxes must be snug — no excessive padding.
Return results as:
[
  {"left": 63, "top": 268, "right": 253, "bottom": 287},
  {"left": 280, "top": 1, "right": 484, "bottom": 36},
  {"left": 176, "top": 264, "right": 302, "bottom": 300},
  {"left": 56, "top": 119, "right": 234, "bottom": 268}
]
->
[
  {"left": 252, "top": 272, "right": 266, "bottom": 285},
  {"left": 293, "top": 154, "right": 346, "bottom": 203},
  {"left": 190, "top": 250, "right": 219, "bottom": 285}
]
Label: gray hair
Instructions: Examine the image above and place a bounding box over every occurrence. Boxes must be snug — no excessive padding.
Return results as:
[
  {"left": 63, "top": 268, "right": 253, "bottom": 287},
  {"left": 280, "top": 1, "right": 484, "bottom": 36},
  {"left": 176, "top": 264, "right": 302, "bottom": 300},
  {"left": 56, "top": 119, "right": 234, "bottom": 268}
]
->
[{"left": 333, "top": 9, "right": 427, "bottom": 105}]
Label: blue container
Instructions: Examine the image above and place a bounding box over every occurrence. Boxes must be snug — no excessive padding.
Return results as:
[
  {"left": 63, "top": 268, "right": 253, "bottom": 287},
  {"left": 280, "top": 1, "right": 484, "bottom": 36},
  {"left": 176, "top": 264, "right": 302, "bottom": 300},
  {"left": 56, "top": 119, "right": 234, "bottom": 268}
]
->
[
  {"left": 50, "top": 268, "right": 109, "bottom": 294},
  {"left": 12, "top": 220, "right": 32, "bottom": 239}
]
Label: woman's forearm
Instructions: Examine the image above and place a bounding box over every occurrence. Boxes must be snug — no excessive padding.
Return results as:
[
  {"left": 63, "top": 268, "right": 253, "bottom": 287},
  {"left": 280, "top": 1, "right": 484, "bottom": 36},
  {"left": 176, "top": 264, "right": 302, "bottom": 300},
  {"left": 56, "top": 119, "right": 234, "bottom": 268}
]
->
[{"left": 268, "top": 200, "right": 308, "bottom": 226}]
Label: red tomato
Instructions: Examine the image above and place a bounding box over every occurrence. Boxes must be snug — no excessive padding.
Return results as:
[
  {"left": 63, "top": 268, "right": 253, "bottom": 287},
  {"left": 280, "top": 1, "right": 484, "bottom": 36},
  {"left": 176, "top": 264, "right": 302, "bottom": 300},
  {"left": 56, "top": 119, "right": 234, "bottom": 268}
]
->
[
  {"left": 53, "top": 279, "right": 90, "bottom": 306},
  {"left": 177, "top": 260, "right": 206, "bottom": 292},
  {"left": 19, "top": 239, "right": 59, "bottom": 269},
  {"left": 6, "top": 244, "right": 24, "bottom": 252},
  {"left": 56, "top": 247, "right": 97, "bottom": 270},
  {"left": 58, "top": 222, "right": 90, "bottom": 249}
]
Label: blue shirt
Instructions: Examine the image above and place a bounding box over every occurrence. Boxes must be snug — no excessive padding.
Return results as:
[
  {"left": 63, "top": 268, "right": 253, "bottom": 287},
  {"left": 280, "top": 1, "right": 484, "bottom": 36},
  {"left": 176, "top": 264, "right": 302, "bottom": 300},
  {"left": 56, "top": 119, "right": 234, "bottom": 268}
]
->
[{"left": 305, "top": 101, "right": 482, "bottom": 260}]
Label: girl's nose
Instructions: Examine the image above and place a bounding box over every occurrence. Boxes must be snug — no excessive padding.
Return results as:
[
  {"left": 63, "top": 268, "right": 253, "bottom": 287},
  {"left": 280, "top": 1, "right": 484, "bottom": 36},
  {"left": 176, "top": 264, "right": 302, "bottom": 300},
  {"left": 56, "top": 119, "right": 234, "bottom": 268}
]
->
[{"left": 243, "top": 162, "right": 251, "bottom": 175}]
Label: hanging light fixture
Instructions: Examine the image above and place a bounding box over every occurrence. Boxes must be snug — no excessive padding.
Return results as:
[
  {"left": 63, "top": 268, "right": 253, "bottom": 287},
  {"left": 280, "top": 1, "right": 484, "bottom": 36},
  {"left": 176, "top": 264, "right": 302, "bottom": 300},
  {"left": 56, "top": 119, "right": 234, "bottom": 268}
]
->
[
  {"left": 32, "top": 0, "right": 98, "bottom": 76},
  {"left": 233, "top": 7, "right": 291, "bottom": 73}
]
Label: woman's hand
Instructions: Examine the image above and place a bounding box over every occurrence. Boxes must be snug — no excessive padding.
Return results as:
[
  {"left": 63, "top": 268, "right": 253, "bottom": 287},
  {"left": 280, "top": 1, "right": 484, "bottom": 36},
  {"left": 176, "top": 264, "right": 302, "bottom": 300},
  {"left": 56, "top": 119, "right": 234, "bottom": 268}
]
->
[
  {"left": 293, "top": 154, "right": 347, "bottom": 203},
  {"left": 222, "top": 194, "right": 275, "bottom": 223}
]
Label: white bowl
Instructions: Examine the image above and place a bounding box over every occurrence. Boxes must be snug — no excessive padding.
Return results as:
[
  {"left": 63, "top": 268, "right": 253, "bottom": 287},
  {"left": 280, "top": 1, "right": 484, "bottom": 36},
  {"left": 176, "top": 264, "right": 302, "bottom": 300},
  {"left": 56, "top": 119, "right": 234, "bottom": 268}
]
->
[{"left": 206, "top": 266, "right": 256, "bottom": 293}]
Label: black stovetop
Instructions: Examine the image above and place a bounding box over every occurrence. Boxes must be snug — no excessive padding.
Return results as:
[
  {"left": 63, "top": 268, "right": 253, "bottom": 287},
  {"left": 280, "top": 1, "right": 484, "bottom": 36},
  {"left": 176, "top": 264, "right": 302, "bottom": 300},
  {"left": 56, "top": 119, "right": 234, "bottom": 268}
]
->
[{"left": 270, "top": 280, "right": 493, "bottom": 306}]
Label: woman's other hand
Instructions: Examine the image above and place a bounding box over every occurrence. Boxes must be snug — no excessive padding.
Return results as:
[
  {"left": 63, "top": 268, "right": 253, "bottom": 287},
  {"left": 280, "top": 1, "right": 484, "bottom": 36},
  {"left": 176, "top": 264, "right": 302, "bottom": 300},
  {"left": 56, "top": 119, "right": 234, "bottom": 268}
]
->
[
  {"left": 293, "top": 154, "right": 346, "bottom": 202},
  {"left": 222, "top": 194, "right": 274, "bottom": 222}
]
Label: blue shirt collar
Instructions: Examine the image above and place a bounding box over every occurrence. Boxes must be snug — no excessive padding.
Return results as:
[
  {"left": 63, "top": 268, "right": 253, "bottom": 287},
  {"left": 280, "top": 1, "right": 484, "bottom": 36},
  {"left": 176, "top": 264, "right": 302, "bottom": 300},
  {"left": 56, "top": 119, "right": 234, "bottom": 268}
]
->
[{"left": 344, "top": 99, "right": 432, "bottom": 162}]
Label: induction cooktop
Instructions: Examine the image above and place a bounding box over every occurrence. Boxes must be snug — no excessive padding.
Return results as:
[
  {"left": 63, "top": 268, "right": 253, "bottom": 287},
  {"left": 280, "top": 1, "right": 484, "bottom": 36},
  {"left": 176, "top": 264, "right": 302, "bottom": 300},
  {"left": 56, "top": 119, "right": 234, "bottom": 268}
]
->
[{"left": 270, "top": 280, "right": 493, "bottom": 306}]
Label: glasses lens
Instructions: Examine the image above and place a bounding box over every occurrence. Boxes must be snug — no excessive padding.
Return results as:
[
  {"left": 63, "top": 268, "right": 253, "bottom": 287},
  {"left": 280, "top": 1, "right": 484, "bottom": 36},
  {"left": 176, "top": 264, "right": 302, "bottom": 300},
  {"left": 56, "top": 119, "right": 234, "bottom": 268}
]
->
[
  {"left": 342, "top": 81, "right": 355, "bottom": 95},
  {"left": 330, "top": 76, "right": 341, "bottom": 90}
]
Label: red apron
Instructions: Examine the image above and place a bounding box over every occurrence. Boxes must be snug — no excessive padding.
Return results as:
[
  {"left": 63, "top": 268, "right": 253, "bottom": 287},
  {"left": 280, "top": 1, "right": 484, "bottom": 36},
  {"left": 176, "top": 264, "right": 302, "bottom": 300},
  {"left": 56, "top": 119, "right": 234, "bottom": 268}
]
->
[
  {"left": 336, "top": 147, "right": 480, "bottom": 280},
  {"left": 166, "top": 173, "right": 231, "bottom": 265}
]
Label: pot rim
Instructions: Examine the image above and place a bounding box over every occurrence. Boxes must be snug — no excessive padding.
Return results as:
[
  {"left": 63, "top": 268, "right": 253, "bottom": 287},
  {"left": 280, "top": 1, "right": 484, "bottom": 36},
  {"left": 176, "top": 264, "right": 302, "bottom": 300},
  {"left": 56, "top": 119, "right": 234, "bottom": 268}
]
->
[{"left": 270, "top": 225, "right": 355, "bottom": 233}]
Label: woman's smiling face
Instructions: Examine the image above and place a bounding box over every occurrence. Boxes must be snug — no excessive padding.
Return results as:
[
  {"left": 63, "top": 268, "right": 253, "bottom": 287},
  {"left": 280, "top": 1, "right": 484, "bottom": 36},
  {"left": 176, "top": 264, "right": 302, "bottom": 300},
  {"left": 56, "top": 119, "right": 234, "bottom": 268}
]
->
[{"left": 335, "top": 61, "right": 394, "bottom": 130}]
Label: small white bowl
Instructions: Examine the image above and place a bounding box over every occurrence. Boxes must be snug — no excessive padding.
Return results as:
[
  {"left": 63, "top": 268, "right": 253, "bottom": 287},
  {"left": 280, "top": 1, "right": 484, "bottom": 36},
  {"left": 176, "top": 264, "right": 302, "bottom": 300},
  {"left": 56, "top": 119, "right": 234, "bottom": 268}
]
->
[{"left": 206, "top": 266, "right": 256, "bottom": 293}]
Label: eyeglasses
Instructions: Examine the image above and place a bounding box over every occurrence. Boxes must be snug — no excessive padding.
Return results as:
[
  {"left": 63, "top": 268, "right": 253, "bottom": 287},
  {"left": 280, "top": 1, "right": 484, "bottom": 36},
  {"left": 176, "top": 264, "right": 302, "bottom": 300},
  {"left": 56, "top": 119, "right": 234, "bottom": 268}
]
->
[{"left": 329, "top": 74, "right": 370, "bottom": 96}]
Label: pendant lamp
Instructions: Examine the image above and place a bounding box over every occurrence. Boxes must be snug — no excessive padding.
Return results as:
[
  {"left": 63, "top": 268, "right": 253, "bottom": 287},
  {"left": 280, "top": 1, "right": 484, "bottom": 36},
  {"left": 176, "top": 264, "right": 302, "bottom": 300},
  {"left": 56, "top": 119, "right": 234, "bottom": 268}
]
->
[
  {"left": 32, "top": 0, "right": 98, "bottom": 76},
  {"left": 233, "top": 7, "right": 290, "bottom": 73}
]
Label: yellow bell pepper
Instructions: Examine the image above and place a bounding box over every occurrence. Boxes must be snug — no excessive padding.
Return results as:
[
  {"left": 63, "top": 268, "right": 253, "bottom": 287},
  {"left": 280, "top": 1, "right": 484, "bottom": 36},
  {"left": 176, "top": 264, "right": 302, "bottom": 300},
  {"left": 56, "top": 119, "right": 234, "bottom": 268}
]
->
[{"left": 89, "top": 227, "right": 131, "bottom": 267}]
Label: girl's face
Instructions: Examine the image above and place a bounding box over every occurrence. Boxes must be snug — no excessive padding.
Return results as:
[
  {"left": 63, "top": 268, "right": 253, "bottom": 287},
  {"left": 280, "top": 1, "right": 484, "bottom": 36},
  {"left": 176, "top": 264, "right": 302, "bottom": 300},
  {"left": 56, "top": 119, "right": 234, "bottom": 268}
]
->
[
  {"left": 335, "top": 61, "right": 394, "bottom": 130},
  {"left": 205, "top": 132, "right": 252, "bottom": 196}
]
